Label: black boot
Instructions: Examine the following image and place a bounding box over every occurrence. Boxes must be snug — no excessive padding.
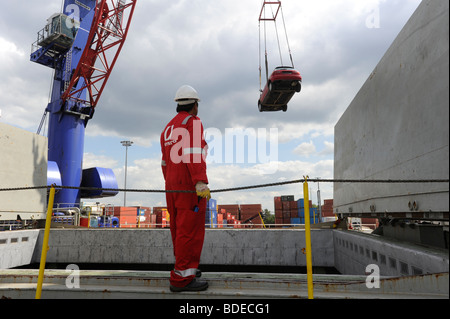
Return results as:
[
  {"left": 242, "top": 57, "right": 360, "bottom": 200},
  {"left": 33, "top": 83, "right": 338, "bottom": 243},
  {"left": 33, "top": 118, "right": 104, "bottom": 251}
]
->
[{"left": 170, "top": 278, "right": 209, "bottom": 292}]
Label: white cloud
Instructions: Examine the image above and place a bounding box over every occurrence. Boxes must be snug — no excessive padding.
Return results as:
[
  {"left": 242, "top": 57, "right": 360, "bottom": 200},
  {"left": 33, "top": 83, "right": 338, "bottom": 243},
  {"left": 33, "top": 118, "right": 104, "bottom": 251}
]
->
[
  {"left": 0, "top": 37, "right": 25, "bottom": 57},
  {"left": 293, "top": 141, "right": 316, "bottom": 157},
  {"left": 83, "top": 153, "right": 118, "bottom": 170}
]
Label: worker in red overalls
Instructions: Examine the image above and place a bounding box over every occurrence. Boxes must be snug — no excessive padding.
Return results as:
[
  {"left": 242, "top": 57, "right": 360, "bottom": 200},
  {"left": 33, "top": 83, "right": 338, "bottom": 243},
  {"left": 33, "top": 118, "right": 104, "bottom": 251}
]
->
[{"left": 161, "top": 85, "right": 210, "bottom": 292}]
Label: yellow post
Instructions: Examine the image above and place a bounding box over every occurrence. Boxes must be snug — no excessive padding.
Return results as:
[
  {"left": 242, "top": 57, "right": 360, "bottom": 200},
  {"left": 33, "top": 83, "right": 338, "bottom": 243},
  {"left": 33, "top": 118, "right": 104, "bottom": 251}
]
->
[
  {"left": 137, "top": 210, "right": 141, "bottom": 228},
  {"left": 35, "top": 185, "right": 56, "bottom": 299},
  {"left": 259, "top": 212, "right": 266, "bottom": 229},
  {"left": 303, "top": 176, "right": 314, "bottom": 299}
]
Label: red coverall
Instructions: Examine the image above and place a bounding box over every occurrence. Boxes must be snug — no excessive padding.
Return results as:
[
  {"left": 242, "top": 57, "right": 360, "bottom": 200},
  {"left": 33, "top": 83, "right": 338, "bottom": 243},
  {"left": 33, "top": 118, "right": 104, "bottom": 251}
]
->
[{"left": 160, "top": 111, "right": 208, "bottom": 288}]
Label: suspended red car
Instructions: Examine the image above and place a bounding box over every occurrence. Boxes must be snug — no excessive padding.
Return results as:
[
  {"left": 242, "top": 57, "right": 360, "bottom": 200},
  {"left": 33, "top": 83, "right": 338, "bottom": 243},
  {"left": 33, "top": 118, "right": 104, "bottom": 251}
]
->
[
  {"left": 258, "top": 66, "right": 302, "bottom": 112},
  {"left": 258, "top": 1, "right": 302, "bottom": 113}
]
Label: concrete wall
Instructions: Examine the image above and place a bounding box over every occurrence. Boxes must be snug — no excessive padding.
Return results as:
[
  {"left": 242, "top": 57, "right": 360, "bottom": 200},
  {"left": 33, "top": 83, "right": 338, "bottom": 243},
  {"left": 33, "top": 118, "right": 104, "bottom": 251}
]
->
[
  {"left": 0, "top": 230, "right": 40, "bottom": 269},
  {"left": 2, "top": 228, "right": 448, "bottom": 278},
  {"left": 334, "top": 230, "right": 449, "bottom": 276},
  {"left": 30, "top": 228, "right": 336, "bottom": 268},
  {"left": 201, "top": 229, "right": 334, "bottom": 267},
  {"left": 334, "top": 0, "right": 449, "bottom": 217},
  {"left": 0, "top": 123, "right": 48, "bottom": 221}
]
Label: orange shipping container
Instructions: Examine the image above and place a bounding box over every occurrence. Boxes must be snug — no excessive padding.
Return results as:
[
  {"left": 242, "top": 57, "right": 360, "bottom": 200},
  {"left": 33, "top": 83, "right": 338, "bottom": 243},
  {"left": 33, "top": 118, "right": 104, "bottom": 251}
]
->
[
  {"left": 111, "top": 206, "right": 137, "bottom": 217},
  {"left": 149, "top": 214, "right": 157, "bottom": 228},
  {"left": 218, "top": 205, "right": 239, "bottom": 215},
  {"left": 274, "top": 197, "right": 282, "bottom": 210},
  {"left": 118, "top": 215, "right": 137, "bottom": 228}
]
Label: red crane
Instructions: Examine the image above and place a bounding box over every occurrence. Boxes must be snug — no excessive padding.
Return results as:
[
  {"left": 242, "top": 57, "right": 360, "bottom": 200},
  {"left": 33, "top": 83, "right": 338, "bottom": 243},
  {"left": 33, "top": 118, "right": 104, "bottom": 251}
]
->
[{"left": 62, "top": 0, "right": 137, "bottom": 109}]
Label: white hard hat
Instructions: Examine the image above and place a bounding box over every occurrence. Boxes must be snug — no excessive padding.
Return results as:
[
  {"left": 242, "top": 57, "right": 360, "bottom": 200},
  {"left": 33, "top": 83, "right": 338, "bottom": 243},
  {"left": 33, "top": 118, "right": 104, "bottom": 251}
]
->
[{"left": 174, "top": 85, "right": 201, "bottom": 105}]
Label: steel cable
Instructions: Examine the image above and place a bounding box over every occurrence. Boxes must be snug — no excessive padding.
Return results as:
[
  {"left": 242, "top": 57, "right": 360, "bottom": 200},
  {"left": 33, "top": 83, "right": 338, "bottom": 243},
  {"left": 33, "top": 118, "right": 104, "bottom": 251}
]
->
[{"left": 1, "top": 179, "right": 448, "bottom": 193}]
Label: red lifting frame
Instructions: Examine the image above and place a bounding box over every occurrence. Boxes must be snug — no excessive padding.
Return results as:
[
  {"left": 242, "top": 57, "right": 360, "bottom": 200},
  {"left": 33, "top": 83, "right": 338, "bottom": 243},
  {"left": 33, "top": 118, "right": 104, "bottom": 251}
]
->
[
  {"left": 62, "top": 0, "right": 137, "bottom": 108},
  {"left": 259, "top": 1, "right": 282, "bottom": 21}
]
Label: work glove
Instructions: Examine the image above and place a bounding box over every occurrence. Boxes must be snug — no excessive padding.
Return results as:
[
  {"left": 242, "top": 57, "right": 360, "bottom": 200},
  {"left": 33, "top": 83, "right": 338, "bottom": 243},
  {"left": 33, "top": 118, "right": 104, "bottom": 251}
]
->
[{"left": 195, "top": 182, "right": 211, "bottom": 200}]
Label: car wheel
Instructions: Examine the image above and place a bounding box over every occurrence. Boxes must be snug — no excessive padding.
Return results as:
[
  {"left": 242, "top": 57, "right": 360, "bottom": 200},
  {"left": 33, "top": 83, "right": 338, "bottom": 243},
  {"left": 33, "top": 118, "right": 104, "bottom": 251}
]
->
[
  {"left": 295, "top": 82, "right": 302, "bottom": 93},
  {"left": 258, "top": 101, "right": 263, "bottom": 112},
  {"left": 282, "top": 105, "right": 288, "bottom": 112}
]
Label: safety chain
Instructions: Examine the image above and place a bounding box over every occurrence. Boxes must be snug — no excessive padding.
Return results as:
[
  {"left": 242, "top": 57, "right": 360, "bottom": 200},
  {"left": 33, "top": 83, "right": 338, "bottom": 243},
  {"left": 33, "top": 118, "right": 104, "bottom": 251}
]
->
[{"left": 0, "top": 178, "right": 448, "bottom": 194}]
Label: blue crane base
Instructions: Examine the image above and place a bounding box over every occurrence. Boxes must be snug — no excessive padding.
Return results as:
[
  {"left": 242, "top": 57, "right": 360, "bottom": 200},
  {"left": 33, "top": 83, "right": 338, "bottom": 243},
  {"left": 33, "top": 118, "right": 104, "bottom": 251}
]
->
[{"left": 46, "top": 105, "right": 118, "bottom": 208}]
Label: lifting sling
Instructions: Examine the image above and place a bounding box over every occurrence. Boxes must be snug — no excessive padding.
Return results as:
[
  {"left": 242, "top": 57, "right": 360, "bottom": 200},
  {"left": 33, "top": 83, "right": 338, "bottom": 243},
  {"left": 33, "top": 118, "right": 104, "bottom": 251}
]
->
[{"left": 258, "top": 1, "right": 295, "bottom": 92}]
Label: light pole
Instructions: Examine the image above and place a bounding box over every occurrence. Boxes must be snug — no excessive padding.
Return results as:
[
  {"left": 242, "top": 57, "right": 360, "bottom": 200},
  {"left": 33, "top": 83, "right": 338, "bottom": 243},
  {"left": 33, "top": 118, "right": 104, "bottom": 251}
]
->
[
  {"left": 316, "top": 177, "right": 322, "bottom": 222},
  {"left": 121, "top": 140, "right": 133, "bottom": 207}
]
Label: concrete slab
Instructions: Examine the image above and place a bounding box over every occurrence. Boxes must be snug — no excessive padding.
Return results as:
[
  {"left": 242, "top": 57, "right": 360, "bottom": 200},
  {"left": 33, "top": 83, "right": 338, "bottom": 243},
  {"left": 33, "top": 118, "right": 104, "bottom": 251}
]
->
[
  {"left": 0, "top": 269, "right": 447, "bottom": 299},
  {"left": 334, "top": 0, "right": 449, "bottom": 217}
]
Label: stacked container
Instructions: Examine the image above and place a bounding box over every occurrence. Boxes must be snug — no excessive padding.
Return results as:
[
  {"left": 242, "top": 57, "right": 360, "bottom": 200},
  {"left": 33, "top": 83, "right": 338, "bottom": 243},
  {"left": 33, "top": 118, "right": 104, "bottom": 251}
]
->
[
  {"left": 205, "top": 199, "right": 218, "bottom": 228},
  {"left": 149, "top": 213, "right": 157, "bottom": 228},
  {"left": 274, "top": 196, "right": 297, "bottom": 225},
  {"left": 217, "top": 204, "right": 239, "bottom": 219},
  {"left": 217, "top": 212, "right": 224, "bottom": 228},
  {"left": 110, "top": 207, "right": 138, "bottom": 228},
  {"left": 321, "top": 199, "right": 334, "bottom": 218},
  {"left": 297, "top": 199, "right": 319, "bottom": 224},
  {"left": 274, "top": 197, "right": 283, "bottom": 224},
  {"left": 222, "top": 211, "right": 240, "bottom": 228},
  {"left": 153, "top": 207, "right": 169, "bottom": 228},
  {"left": 240, "top": 204, "right": 263, "bottom": 228},
  {"left": 136, "top": 206, "right": 152, "bottom": 228}
]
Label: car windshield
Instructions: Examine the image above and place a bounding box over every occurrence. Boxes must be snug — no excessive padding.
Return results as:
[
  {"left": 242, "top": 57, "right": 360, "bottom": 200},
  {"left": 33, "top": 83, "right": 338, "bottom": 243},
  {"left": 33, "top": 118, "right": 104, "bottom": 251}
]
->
[{"left": 275, "top": 66, "right": 294, "bottom": 70}]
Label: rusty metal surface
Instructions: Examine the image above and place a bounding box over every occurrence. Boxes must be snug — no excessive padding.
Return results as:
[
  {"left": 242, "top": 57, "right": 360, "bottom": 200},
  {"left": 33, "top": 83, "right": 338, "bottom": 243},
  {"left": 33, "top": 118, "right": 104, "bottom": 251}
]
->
[{"left": 0, "top": 269, "right": 447, "bottom": 299}]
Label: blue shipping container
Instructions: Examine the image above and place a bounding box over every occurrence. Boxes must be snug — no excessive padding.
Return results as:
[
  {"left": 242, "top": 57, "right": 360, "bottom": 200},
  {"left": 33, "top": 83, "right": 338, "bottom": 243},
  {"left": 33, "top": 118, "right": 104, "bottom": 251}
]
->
[
  {"left": 207, "top": 199, "right": 217, "bottom": 210},
  {"left": 298, "top": 207, "right": 318, "bottom": 218},
  {"left": 297, "top": 216, "right": 319, "bottom": 225},
  {"left": 205, "top": 209, "right": 217, "bottom": 228}
]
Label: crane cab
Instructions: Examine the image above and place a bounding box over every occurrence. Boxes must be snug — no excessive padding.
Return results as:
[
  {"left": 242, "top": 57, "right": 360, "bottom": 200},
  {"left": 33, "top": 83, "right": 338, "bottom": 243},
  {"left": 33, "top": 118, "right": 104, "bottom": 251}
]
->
[
  {"left": 38, "top": 13, "right": 80, "bottom": 51},
  {"left": 31, "top": 13, "right": 80, "bottom": 67}
]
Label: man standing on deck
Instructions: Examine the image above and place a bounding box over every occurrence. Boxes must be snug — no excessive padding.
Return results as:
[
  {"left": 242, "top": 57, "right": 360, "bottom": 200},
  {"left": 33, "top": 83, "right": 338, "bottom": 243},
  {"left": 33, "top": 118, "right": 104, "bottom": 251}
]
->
[{"left": 160, "top": 85, "right": 210, "bottom": 292}]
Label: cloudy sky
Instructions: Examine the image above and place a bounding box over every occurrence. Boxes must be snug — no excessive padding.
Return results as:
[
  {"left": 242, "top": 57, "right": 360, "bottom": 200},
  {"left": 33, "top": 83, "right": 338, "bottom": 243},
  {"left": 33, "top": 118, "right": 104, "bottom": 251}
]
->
[{"left": 0, "top": 0, "right": 421, "bottom": 212}]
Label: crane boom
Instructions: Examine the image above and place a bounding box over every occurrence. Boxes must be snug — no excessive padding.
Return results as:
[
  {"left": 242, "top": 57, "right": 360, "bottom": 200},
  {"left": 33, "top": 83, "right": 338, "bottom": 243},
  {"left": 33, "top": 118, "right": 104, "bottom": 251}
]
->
[{"left": 62, "top": 0, "right": 136, "bottom": 108}]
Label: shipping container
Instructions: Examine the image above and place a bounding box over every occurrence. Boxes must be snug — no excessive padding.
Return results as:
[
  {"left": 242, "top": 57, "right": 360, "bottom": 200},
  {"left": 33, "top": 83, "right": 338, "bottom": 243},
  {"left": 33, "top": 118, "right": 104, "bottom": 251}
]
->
[
  {"left": 149, "top": 214, "right": 157, "bottom": 228},
  {"left": 274, "top": 197, "right": 282, "bottom": 210},
  {"left": 321, "top": 199, "right": 335, "bottom": 218},
  {"left": 240, "top": 204, "right": 262, "bottom": 210},
  {"left": 110, "top": 206, "right": 137, "bottom": 217},
  {"left": 240, "top": 204, "right": 262, "bottom": 222},
  {"left": 281, "top": 195, "right": 295, "bottom": 202},
  {"left": 205, "top": 209, "right": 217, "bottom": 228},
  {"left": 153, "top": 207, "right": 169, "bottom": 228},
  {"left": 207, "top": 199, "right": 217, "bottom": 211},
  {"left": 217, "top": 213, "right": 224, "bottom": 228},
  {"left": 135, "top": 206, "right": 152, "bottom": 227},
  {"left": 361, "top": 217, "right": 379, "bottom": 230},
  {"left": 218, "top": 205, "right": 239, "bottom": 214}
]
